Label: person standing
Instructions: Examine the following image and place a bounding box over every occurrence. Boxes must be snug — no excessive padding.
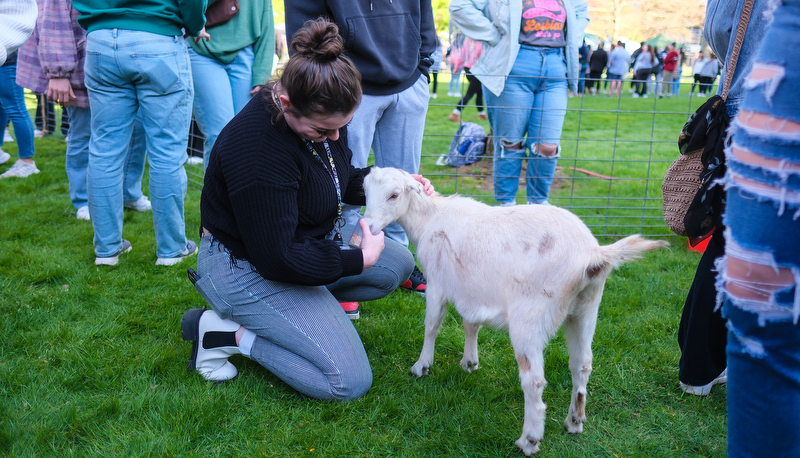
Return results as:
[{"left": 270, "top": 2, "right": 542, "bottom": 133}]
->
[
  {"left": 450, "top": 0, "right": 589, "bottom": 206},
  {"left": 606, "top": 40, "right": 630, "bottom": 98},
  {"left": 0, "top": 0, "right": 37, "bottom": 65},
  {"left": 631, "top": 43, "right": 656, "bottom": 98},
  {"left": 698, "top": 53, "right": 721, "bottom": 95},
  {"left": 448, "top": 36, "right": 486, "bottom": 122},
  {"left": 187, "top": 0, "right": 275, "bottom": 170},
  {"left": 71, "top": 0, "right": 206, "bottom": 265},
  {"left": 15, "top": 0, "right": 151, "bottom": 220},
  {"left": 0, "top": 50, "right": 38, "bottom": 178},
  {"left": 285, "top": 0, "right": 437, "bottom": 296},
  {"left": 586, "top": 41, "right": 607, "bottom": 95},
  {"left": 660, "top": 43, "right": 679, "bottom": 97}
]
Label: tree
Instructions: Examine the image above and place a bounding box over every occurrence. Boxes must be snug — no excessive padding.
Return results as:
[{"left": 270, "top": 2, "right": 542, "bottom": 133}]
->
[{"left": 586, "top": 0, "right": 706, "bottom": 44}]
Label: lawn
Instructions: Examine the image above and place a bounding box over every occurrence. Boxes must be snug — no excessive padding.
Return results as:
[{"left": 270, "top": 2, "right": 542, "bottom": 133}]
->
[{"left": 0, "top": 80, "right": 726, "bottom": 457}]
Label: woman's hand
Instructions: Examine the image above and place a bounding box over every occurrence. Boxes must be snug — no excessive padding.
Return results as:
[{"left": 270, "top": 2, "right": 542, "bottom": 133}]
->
[
  {"left": 411, "top": 174, "right": 434, "bottom": 196},
  {"left": 358, "top": 218, "right": 384, "bottom": 270},
  {"left": 47, "top": 78, "right": 75, "bottom": 107},
  {"left": 193, "top": 28, "right": 211, "bottom": 43}
]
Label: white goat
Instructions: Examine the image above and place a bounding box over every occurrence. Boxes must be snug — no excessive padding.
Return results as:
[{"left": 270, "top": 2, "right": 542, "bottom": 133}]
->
[{"left": 362, "top": 167, "right": 668, "bottom": 456}]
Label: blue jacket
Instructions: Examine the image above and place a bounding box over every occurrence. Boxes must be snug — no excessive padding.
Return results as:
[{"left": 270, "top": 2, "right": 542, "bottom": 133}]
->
[{"left": 449, "top": 0, "right": 589, "bottom": 95}]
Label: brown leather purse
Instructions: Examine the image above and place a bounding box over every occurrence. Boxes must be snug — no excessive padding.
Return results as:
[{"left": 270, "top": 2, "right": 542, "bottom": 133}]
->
[{"left": 205, "top": 0, "right": 240, "bottom": 28}]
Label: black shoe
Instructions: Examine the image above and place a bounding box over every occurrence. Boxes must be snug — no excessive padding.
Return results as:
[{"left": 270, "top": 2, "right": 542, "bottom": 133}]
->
[{"left": 400, "top": 265, "right": 426, "bottom": 294}]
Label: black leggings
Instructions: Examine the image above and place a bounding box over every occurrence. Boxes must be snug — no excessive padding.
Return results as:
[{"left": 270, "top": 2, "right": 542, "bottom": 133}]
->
[
  {"left": 699, "top": 76, "right": 714, "bottom": 94},
  {"left": 634, "top": 69, "right": 652, "bottom": 95},
  {"left": 456, "top": 69, "right": 484, "bottom": 112}
]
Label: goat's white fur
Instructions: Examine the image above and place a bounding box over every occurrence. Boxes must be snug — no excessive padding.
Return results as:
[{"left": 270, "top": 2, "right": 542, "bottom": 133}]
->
[{"left": 363, "top": 167, "right": 668, "bottom": 456}]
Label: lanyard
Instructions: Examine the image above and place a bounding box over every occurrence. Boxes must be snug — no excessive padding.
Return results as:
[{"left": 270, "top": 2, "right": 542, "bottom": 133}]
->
[{"left": 305, "top": 140, "right": 345, "bottom": 243}]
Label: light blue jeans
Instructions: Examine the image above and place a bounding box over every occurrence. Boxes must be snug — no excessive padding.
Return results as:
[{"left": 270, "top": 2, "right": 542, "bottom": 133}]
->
[
  {"left": 194, "top": 235, "right": 414, "bottom": 400},
  {"left": 65, "top": 106, "right": 147, "bottom": 209},
  {"left": 0, "top": 64, "right": 35, "bottom": 159},
  {"left": 84, "top": 29, "right": 192, "bottom": 258},
  {"left": 344, "top": 74, "right": 429, "bottom": 246},
  {"left": 483, "top": 46, "right": 568, "bottom": 204},
  {"left": 717, "top": 1, "right": 800, "bottom": 455},
  {"left": 187, "top": 45, "right": 254, "bottom": 169}
]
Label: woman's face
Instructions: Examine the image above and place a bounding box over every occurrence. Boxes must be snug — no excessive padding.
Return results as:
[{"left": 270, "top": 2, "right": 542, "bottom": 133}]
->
[{"left": 280, "top": 94, "right": 354, "bottom": 142}]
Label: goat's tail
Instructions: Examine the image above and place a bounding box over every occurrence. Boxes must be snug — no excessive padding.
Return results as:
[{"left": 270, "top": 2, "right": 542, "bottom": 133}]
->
[{"left": 586, "top": 235, "right": 669, "bottom": 278}]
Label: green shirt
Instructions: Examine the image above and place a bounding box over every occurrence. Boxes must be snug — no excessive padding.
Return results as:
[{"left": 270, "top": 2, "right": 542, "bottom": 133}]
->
[
  {"left": 190, "top": 0, "right": 275, "bottom": 89},
  {"left": 72, "top": 0, "right": 207, "bottom": 37}
]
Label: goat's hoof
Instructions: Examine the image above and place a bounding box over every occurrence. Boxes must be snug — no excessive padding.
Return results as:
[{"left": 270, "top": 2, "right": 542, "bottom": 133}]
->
[
  {"left": 409, "top": 362, "right": 429, "bottom": 377},
  {"left": 515, "top": 436, "right": 540, "bottom": 456},
  {"left": 460, "top": 360, "right": 479, "bottom": 373},
  {"left": 564, "top": 414, "right": 584, "bottom": 434}
]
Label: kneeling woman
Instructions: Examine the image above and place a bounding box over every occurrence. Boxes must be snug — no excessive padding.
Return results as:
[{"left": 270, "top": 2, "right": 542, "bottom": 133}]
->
[{"left": 181, "top": 19, "right": 432, "bottom": 401}]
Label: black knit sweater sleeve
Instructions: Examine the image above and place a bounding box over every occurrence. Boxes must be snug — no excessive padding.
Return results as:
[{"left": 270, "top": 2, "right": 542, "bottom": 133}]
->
[{"left": 200, "top": 94, "right": 368, "bottom": 285}]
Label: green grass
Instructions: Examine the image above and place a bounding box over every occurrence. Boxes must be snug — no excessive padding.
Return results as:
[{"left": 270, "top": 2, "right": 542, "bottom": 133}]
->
[{"left": 0, "top": 84, "right": 725, "bottom": 457}]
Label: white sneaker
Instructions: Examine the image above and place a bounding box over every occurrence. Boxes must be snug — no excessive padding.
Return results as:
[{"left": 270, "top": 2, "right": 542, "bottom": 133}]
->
[
  {"left": 156, "top": 240, "right": 198, "bottom": 266},
  {"left": 95, "top": 239, "right": 132, "bottom": 266},
  {"left": 3, "top": 129, "right": 12, "bottom": 142},
  {"left": 642, "top": 94, "right": 649, "bottom": 98},
  {"left": 181, "top": 308, "right": 241, "bottom": 382},
  {"left": 186, "top": 156, "right": 203, "bottom": 166},
  {"left": 632, "top": 93, "right": 640, "bottom": 98},
  {"left": 430, "top": 93, "right": 438, "bottom": 99},
  {"left": 76, "top": 206, "right": 91, "bottom": 221},
  {"left": 680, "top": 368, "right": 727, "bottom": 396},
  {"left": 0, "top": 160, "right": 39, "bottom": 178},
  {"left": 0, "top": 148, "right": 10, "bottom": 164},
  {"left": 123, "top": 195, "right": 151, "bottom": 212}
]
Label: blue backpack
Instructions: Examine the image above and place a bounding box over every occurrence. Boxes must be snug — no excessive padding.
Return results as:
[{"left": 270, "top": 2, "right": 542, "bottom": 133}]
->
[{"left": 446, "top": 122, "right": 487, "bottom": 167}]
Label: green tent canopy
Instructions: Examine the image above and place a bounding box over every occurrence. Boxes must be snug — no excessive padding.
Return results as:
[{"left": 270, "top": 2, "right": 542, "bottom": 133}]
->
[{"left": 645, "top": 34, "right": 673, "bottom": 49}]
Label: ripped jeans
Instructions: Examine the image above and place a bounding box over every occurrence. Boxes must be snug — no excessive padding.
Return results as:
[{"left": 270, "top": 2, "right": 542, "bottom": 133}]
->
[{"left": 718, "top": 1, "right": 800, "bottom": 455}]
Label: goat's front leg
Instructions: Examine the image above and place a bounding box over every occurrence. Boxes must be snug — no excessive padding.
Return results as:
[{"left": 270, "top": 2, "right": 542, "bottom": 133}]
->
[
  {"left": 562, "top": 305, "right": 599, "bottom": 434},
  {"left": 410, "top": 293, "right": 448, "bottom": 377},
  {"left": 460, "top": 321, "right": 481, "bottom": 372}
]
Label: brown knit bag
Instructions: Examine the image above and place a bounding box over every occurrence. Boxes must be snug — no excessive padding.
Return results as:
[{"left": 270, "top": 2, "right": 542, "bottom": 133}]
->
[{"left": 661, "top": 0, "right": 753, "bottom": 236}]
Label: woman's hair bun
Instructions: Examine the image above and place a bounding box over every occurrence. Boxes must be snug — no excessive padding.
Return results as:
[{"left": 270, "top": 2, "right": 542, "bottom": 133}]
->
[{"left": 291, "top": 19, "right": 344, "bottom": 63}]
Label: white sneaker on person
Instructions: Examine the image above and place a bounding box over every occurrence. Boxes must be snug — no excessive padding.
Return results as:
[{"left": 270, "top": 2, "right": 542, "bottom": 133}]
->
[
  {"left": 95, "top": 239, "right": 132, "bottom": 266},
  {"left": 0, "top": 160, "right": 39, "bottom": 178},
  {"left": 680, "top": 368, "right": 727, "bottom": 396},
  {"left": 3, "top": 128, "right": 12, "bottom": 142},
  {"left": 76, "top": 206, "right": 91, "bottom": 221},
  {"left": 156, "top": 240, "right": 198, "bottom": 266},
  {"left": 642, "top": 94, "right": 649, "bottom": 98},
  {"left": 632, "top": 93, "right": 640, "bottom": 98},
  {"left": 123, "top": 195, "right": 152, "bottom": 212},
  {"left": 181, "top": 308, "right": 241, "bottom": 382},
  {"left": 0, "top": 148, "right": 10, "bottom": 164}
]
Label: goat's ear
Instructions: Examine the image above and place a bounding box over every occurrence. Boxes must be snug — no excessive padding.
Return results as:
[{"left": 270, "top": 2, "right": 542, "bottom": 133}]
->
[{"left": 406, "top": 179, "right": 423, "bottom": 194}]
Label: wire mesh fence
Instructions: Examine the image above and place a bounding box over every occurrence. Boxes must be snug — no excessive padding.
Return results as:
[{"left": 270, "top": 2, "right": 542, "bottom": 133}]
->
[{"left": 185, "top": 75, "right": 715, "bottom": 239}]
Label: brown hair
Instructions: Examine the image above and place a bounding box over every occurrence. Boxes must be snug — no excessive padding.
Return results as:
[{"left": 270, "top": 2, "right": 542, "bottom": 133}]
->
[{"left": 268, "top": 18, "right": 361, "bottom": 120}]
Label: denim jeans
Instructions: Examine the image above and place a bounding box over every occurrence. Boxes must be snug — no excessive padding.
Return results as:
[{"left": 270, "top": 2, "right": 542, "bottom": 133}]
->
[
  {"left": 187, "top": 45, "right": 254, "bottom": 169},
  {"left": 718, "top": 1, "right": 800, "bottom": 455},
  {"left": 84, "top": 29, "right": 192, "bottom": 258},
  {"left": 194, "top": 235, "right": 414, "bottom": 400},
  {"left": 343, "top": 74, "right": 429, "bottom": 246},
  {"left": 0, "top": 64, "right": 35, "bottom": 159},
  {"left": 483, "top": 46, "right": 567, "bottom": 204},
  {"left": 66, "top": 106, "right": 147, "bottom": 209}
]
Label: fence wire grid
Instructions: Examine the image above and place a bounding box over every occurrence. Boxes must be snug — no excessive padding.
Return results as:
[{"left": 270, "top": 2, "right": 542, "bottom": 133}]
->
[{"left": 186, "top": 75, "right": 714, "bottom": 239}]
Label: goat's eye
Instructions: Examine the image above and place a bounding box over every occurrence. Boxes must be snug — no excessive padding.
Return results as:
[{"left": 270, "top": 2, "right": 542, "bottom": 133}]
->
[{"left": 389, "top": 193, "right": 399, "bottom": 200}]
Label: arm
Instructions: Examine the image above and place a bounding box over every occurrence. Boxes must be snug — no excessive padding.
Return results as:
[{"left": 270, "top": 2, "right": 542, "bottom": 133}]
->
[
  {"left": 0, "top": 0, "right": 37, "bottom": 65},
  {"left": 39, "top": 0, "right": 79, "bottom": 105},
  {"left": 179, "top": 0, "right": 207, "bottom": 37},
  {"left": 417, "top": 0, "right": 437, "bottom": 75},
  {"left": 250, "top": 0, "right": 275, "bottom": 92},
  {"left": 449, "top": 0, "right": 501, "bottom": 46}
]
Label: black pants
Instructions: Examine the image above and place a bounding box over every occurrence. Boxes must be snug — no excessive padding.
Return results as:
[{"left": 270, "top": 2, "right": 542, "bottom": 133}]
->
[
  {"left": 35, "top": 93, "right": 69, "bottom": 136},
  {"left": 634, "top": 69, "right": 651, "bottom": 95},
  {"left": 691, "top": 74, "right": 702, "bottom": 93},
  {"left": 585, "top": 70, "right": 603, "bottom": 92},
  {"left": 678, "top": 229, "right": 728, "bottom": 386},
  {"left": 431, "top": 71, "right": 438, "bottom": 93},
  {"left": 699, "top": 76, "right": 715, "bottom": 94},
  {"left": 456, "top": 69, "right": 483, "bottom": 112}
]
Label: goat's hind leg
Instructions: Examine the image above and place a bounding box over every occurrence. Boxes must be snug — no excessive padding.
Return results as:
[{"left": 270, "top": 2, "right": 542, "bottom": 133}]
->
[
  {"left": 460, "top": 321, "right": 481, "bottom": 372},
  {"left": 410, "top": 292, "right": 449, "bottom": 377},
  {"left": 510, "top": 327, "right": 550, "bottom": 456},
  {"left": 562, "top": 294, "right": 600, "bottom": 434}
]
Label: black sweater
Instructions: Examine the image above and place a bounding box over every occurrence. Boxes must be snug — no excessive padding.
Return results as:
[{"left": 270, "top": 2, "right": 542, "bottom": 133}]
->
[{"left": 200, "top": 91, "right": 369, "bottom": 286}]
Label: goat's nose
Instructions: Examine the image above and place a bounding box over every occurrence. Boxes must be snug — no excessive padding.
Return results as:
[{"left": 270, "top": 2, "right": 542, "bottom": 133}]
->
[{"left": 361, "top": 215, "right": 381, "bottom": 235}]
